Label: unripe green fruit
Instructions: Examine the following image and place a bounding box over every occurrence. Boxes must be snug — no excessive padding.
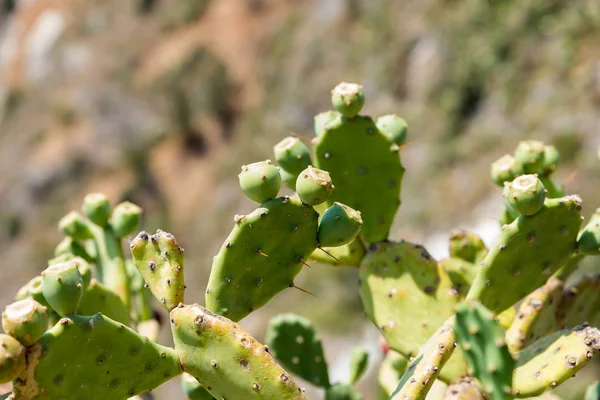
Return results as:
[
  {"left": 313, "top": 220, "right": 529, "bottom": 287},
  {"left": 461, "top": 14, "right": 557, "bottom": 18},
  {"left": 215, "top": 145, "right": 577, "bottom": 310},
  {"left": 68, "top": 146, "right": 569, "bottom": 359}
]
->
[
  {"left": 577, "top": 209, "right": 600, "bottom": 255},
  {"left": 279, "top": 168, "right": 297, "bottom": 190},
  {"left": 238, "top": 160, "right": 281, "bottom": 203},
  {"left": 58, "top": 211, "right": 93, "bottom": 240},
  {"left": 110, "top": 201, "right": 142, "bottom": 237},
  {"left": 273, "top": 137, "right": 312, "bottom": 175},
  {"left": 331, "top": 82, "right": 365, "bottom": 118},
  {"left": 2, "top": 298, "right": 48, "bottom": 347},
  {"left": 41, "top": 261, "right": 84, "bottom": 316},
  {"left": 503, "top": 174, "right": 546, "bottom": 216},
  {"left": 16, "top": 276, "right": 50, "bottom": 309},
  {"left": 48, "top": 255, "right": 91, "bottom": 289},
  {"left": 0, "top": 334, "right": 26, "bottom": 383},
  {"left": 314, "top": 111, "right": 340, "bottom": 137},
  {"left": 514, "top": 140, "right": 545, "bottom": 174},
  {"left": 296, "top": 166, "right": 334, "bottom": 206},
  {"left": 541, "top": 145, "right": 560, "bottom": 176},
  {"left": 376, "top": 114, "right": 408, "bottom": 146},
  {"left": 82, "top": 192, "right": 111, "bottom": 227},
  {"left": 181, "top": 372, "right": 214, "bottom": 400},
  {"left": 317, "top": 203, "right": 362, "bottom": 247},
  {"left": 490, "top": 154, "right": 523, "bottom": 186},
  {"left": 54, "top": 236, "right": 94, "bottom": 263}
]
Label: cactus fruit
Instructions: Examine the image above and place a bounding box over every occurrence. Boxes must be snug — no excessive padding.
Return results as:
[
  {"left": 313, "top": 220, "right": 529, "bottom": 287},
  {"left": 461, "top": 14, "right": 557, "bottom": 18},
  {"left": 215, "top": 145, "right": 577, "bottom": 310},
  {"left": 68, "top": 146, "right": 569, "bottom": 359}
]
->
[
  {"left": 359, "top": 241, "right": 458, "bottom": 359},
  {"left": 491, "top": 155, "right": 523, "bottom": 186},
  {"left": 505, "top": 278, "right": 563, "bottom": 353},
  {"left": 512, "top": 325, "right": 600, "bottom": 397},
  {"left": 280, "top": 168, "right": 298, "bottom": 190},
  {"left": 454, "top": 301, "right": 514, "bottom": 400},
  {"left": 181, "top": 372, "right": 214, "bottom": 400},
  {"left": 296, "top": 166, "right": 334, "bottom": 206},
  {"left": 48, "top": 255, "right": 92, "bottom": 289},
  {"left": 312, "top": 89, "right": 405, "bottom": 243},
  {"left": 376, "top": 114, "right": 408, "bottom": 146},
  {"left": 205, "top": 196, "right": 319, "bottom": 321},
  {"left": 348, "top": 348, "right": 369, "bottom": 384},
  {"left": 170, "top": 304, "right": 306, "bottom": 399},
  {"left": 314, "top": 111, "right": 341, "bottom": 137},
  {"left": 238, "top": 160, "right": 282, "bottom": 203},
  {"left": 110, "top": 201, "right": 143, "bottom": 238},
  {"left": 325, "top": 383, "right": 362, "bottom": 400},
  {"left": 41, "top": 261, "right": 84, "bottom": 316},
  {"left": 392, "top": 321, "right": 457, "bottom": 399},
  {"left": 331, "top": 82, "right": 365, "bottom": 118},
  {"left": 2, "top": 299, "right": 48, "bottom": 347},
  {"left": 514, "top": 141, "right": 545, "bottom": 174},
  {"left": 317, "top": 202, "right": 363, "bottom": 247},
  {"left": 16, "top": 277, "right": 50, "bottom": 309},
  {"left": 82, "top": 192, "right": 112, "bottom": 227},
  {"left": 130, "top": 230, "right": 185, "bottom": 311},
  {"left": 12, "top": 313, "right": 181, "bottom": 399},
  {"left": 0, "top": 334, "right": 26, "bottom": 383},
  {"left": 577, "top": 208, "right": 600, "bottom": 255},
  {"left": 78, "top": 280, "right": 130, "bottom": 324},
  {"left": 503, "top": 175, "right": 546, "bottom": 216},
  {"left": 54, "top": 236, "right": 94, "bottom": 263},
  {"left": 449, "top": 230, "right": 488, "bottom": 264},
  {"left": 265, "top": 314, "right": 330, "bottom": 388},
  {"left": 444, "top": 377, "right": 491, "bottom": 400},
  {"left": 274, "top": 137, "right": 312, "bottom": 176},
  {"left": 467, "top": 195, "right": 582, "bottom": 313},
  {"left": 58, "top": 211, "right": 93, "bottom": 241}
]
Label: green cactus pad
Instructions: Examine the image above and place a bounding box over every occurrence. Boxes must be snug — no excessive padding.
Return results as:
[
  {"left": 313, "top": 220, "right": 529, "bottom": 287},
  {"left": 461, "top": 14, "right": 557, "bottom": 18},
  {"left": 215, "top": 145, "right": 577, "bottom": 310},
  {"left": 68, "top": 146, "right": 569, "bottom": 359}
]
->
[
  {"left": 0, "top": 334, "right": 26, "bottom": 383},
  {"left": 317, "top": 202, "right": 363, "bottom": 247},
  {"left": 296, "top": 166, "right": 334, "bottom": 206},
  {"left": 491, "top": 155, "right": 523, "bottom": 186},
  {"left": 503, "top": 175, "right": 546, "bottom": 216},
  {"left": 13, "top": 313, "right": 181, "bottom": 399},
  {"left": 577, "top": 209, "right": 600, "bottom": 255},
  {"left": 467, "top": 196, "right": 582, "bottom": 313},
  {"left": 514, "top": 141, "right": 545, "bottom": 174},
  {"left": 378, "top": 351, "right": 408, "bottom": 396},
  {"left": 359, "top": 241, "right": 458, "bottom": 359},
  {"left": 325, "top": 383, "right": 362, "bottom": 400},
  {"left": 2, "top": 298, "right": 48, "bottom": 347},
  {"left": 309, "top": 238, "right": 365, "bottom": 267},
  {"left": 181, "top": 372, "right": 214, "bottom": 400},
  {"left": 170, "top": 304, "right": 306, "bottom": 400},
  {"left": 78, "top": 280, "right": 130, "bottom": 325},
  {"left": 130, "top": 229, "right": 185, "bottom": 311},
  {"left": 392, "top": 321, "right": 457, "bottom": 400},
  {"left": 54, "top": 236, "right": 94, "bottom": 263},
  {"left": 41, "top": 261, "right": 84, "bottom": 316},
  {"left": 449, "top": 230, "right": 488, "bottom": 264},
  {"left": 331, "top": 82, "right": 365, "bottom": 118},
  {"left": 313, "top": 113, "right": 404, "bottom": 243},
  {"left": 376, "top": 114, "right": 408, "bottom": 146},
  {"left": 586, "top": 381, "right": 600, "bottom": 400},
  {"left": 265, "top": 314, "right": 329, "bottom": 388},
  {"left": 314, "top": 111, "right": 341, "bottom": 137},
  {"left": 205, "top": 196, "right": 318, "bottom": 321},
  {"left": 58, "top": 211, "right": 93, "bottom": 241},
  {"left": 274, "top": 137, "right": 312, "bottom": 176},
  {"left": 557, "top": 274, "right": 600, "bottom": 329},
  {"left": 454, "top": 301, "right": 514, "bottom": 400},
  {"left": 110, "top": 201, "right": 143, "bottom": 238},
  {"left": 82, "top": 193, "right": 111, "bottom": 227},
  {"left": 238, "top": 160, "right": 281, "bottom": 203},
  {"left": 505, "top": 278, "right": 563, "bottom": 353},
  {"left": 513, "top": 325, "right": 600, "bottom": 397},
  {"left": 444, "top": 377, "right": 491, "bottom": 400},
  {"left": 348, "top": 348, "right": 369, "bottom": 384}
]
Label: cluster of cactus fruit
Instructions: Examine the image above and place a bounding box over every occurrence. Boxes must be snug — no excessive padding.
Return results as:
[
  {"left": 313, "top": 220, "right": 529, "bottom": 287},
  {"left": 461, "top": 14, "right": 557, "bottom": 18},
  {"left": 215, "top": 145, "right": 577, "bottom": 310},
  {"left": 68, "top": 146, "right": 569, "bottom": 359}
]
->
[{"left": 1, "top": 82, "right": 600, "bottom": 400}]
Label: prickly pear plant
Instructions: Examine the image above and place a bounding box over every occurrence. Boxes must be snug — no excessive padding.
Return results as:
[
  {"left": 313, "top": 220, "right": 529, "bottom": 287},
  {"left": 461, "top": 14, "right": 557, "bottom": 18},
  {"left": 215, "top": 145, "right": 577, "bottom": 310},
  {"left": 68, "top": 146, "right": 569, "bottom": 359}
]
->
[{"left": 2, "top": 82, "right": 600, "bottom": 400}]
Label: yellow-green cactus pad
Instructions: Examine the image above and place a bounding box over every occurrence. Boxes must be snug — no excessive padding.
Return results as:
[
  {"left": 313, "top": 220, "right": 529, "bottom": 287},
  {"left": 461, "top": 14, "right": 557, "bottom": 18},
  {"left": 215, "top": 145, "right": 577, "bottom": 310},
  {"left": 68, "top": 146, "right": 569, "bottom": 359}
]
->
[{"left": 78, "top": 280, "right": 130, "bottom": 325}]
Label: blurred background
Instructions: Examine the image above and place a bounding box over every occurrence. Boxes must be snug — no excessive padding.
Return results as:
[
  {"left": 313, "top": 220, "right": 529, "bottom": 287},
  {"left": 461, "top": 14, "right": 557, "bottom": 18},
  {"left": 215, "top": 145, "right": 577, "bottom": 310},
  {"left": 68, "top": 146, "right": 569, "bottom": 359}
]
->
[{"left": 1, "top": 0, "right": 600, "bottom": 398}]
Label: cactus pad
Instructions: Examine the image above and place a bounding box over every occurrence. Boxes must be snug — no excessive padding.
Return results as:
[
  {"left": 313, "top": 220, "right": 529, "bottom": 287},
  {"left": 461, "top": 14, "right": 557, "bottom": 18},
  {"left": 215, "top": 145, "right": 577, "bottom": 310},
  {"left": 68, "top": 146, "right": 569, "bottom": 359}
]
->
[
  {"left": 205, "top": 196, "right": 318, "bottom": 321},
  {"left": 181, "top": 372, "right": 214, "bottom": 400},
  {"left": 78, "top": 280, "right": 130, "bottom": 325},
  {"left": 265, "top": 314, "right": 329, "bottom": 388},
  {"left": 348, "top": 348, "right": 369, "bottom": 384},
  {"left": 313, "top": 113, "right": 404, "bottom": 243},
  {"left": 309, "top": 238, "right": 365, "bottom": 267},
  {"left": 170, "top": 304, "right": 306, "bottom": 399},
  {"left": 454, "top": 301, "right": 514, "bottom": 400},
  {"left": 443, "top": 377, "right": 491, "bottom": 400},
  {"left": 325, "top": 383, "right": 362, "bottom": 400},
  {"left": 359, "top": 241, "right": 458, "bottom": 358},
  {"left": 467, "top": 196, "right": 582, "bottom": 313},
  {"left": 13, "top": 313, "right": 181, "bottom": 399},
  {"left": 577, "top": 209, "right": 600, "bottom": 255},
  {"left": 130, "top": 229, "right": 185, "bottom": 311}
]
